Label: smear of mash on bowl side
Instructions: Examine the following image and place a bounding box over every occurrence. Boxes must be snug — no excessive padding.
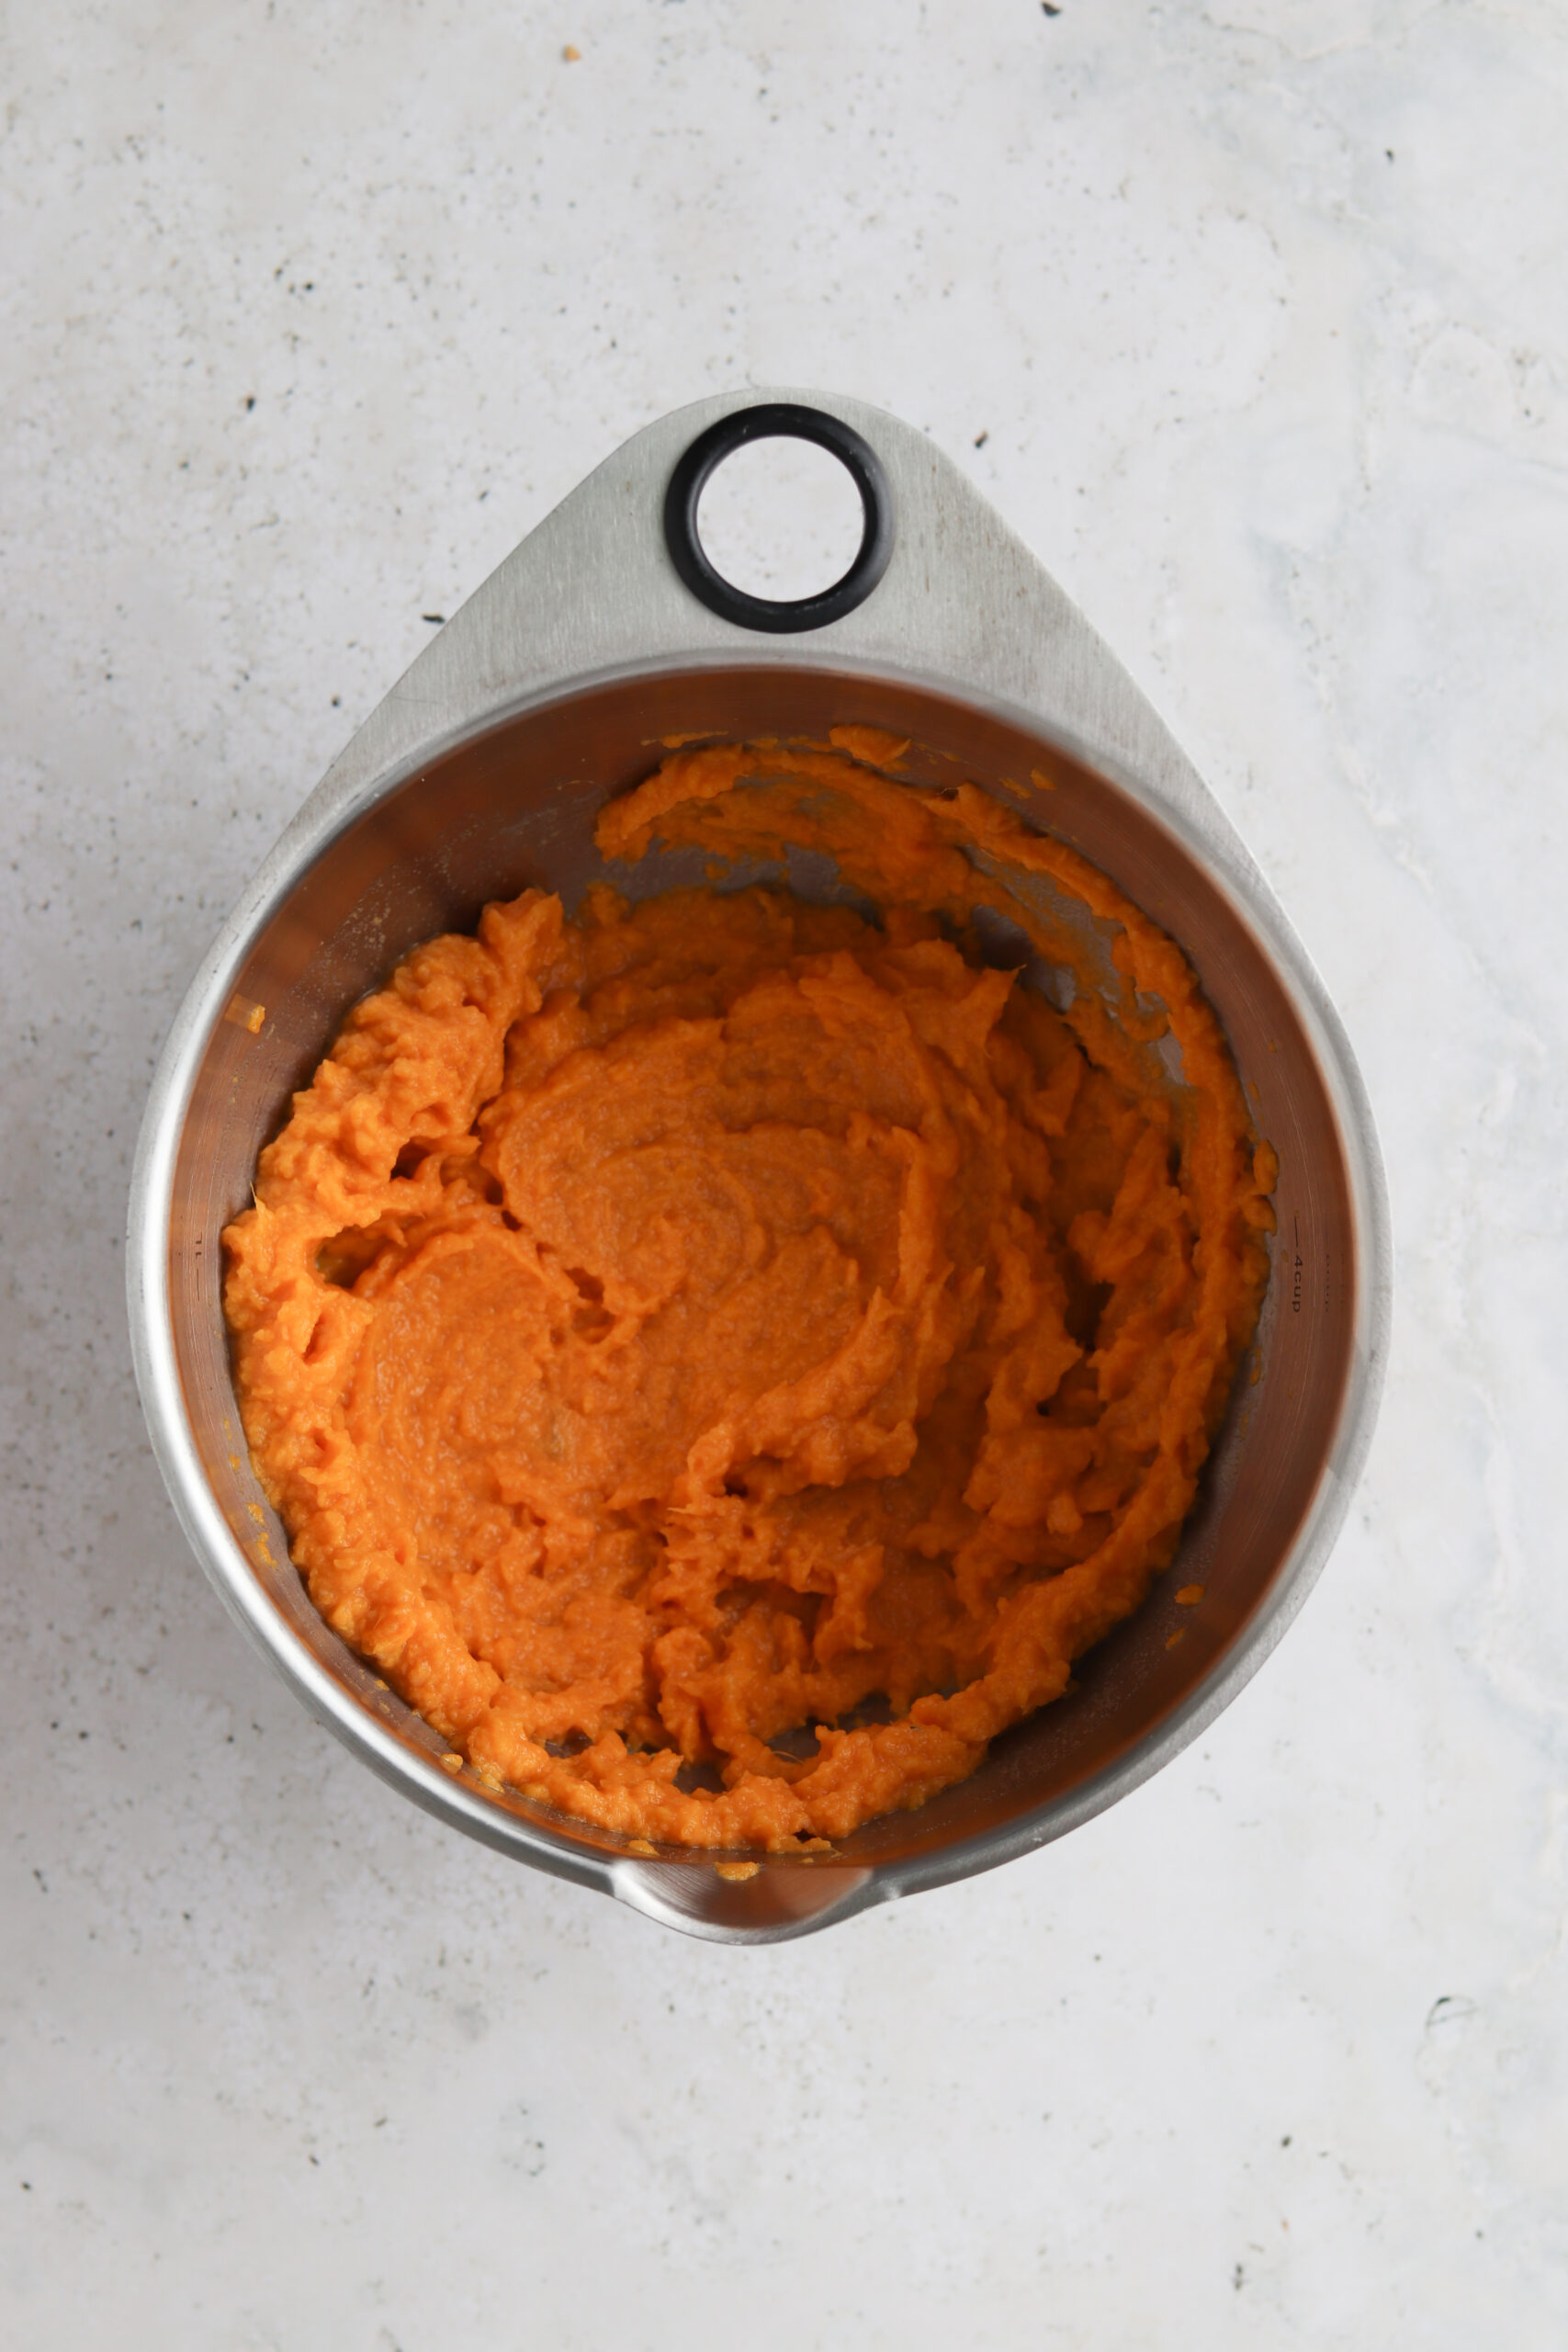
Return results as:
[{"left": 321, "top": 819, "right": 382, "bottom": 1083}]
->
[{"left": 223, "top": 732, "right": 1275, "bottom": 1850}]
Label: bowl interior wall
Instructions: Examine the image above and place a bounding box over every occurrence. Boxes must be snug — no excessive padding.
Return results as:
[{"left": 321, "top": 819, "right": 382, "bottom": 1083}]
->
[{"left": 170, "top": 666, "right": 1355, "bottom": 1871}]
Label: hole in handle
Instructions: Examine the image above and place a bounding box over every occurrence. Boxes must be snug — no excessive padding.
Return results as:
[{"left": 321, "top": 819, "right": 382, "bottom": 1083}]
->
[
  {"left": 663, "top": 401, "right": 896, "bottom": 635},
  {"left": 696, "top": 438, "right": 864, "bottom": 605}
]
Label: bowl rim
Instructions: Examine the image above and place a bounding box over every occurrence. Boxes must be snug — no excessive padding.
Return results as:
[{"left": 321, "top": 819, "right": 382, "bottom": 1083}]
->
[{"left": 128, "top": 654, "right": 1392, "bottom": 1942}]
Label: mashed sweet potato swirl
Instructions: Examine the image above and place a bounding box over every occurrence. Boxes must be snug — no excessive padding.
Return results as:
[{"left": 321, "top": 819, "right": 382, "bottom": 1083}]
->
[{"left": 223, "top": 733, "right": 1275, "bottom": 1850}]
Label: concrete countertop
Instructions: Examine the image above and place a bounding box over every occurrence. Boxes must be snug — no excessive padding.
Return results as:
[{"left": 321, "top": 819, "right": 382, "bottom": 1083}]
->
[{"left": 4, "top": 4, "right": 1564, "bottom": 2346}]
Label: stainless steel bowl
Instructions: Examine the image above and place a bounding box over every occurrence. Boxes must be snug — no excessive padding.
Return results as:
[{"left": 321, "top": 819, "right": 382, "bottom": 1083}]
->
[{"left": 127, "top": 390, "right": 1391, "bottom": 1944}]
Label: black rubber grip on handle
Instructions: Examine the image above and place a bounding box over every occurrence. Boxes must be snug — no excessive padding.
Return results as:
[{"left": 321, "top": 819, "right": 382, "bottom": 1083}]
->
[{"left": 662, "top": 402, "right": 896, "bottom": 634}]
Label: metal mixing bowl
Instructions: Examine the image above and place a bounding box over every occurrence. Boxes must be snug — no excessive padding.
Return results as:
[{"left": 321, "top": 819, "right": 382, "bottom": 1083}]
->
[{"left": 127, "top": 390, "right": 1390, "bottom": 1943}]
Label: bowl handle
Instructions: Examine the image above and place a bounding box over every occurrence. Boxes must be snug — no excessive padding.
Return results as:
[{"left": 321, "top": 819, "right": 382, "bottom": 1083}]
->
[
  {"left": 661, "top": 400, "right": 896, "bottom": 634},
  {"left": 301, "top": 384, "right": 1257, "bottom": 892}
]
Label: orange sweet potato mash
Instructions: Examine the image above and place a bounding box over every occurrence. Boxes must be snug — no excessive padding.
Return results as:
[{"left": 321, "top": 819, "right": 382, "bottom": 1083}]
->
[{"left": 223, "top": 732, "right": 1275, "bottom": 1850}]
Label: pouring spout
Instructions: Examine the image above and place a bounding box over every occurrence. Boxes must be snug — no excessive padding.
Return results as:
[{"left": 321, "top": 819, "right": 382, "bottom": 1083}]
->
[{"left": 609, "top": 1856, "right": 881, "bottom": 1945}]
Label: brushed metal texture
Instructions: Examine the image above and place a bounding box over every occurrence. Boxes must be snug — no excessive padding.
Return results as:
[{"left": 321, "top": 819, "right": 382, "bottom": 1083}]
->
[{"left": 127, "top": 390, "right": 1391, "bottom": 1942}]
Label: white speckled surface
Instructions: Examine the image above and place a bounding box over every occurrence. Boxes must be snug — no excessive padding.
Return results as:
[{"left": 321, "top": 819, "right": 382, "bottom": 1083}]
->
[{"left": 4, "top": 4, "right": 1566, "bottom": 2345}]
